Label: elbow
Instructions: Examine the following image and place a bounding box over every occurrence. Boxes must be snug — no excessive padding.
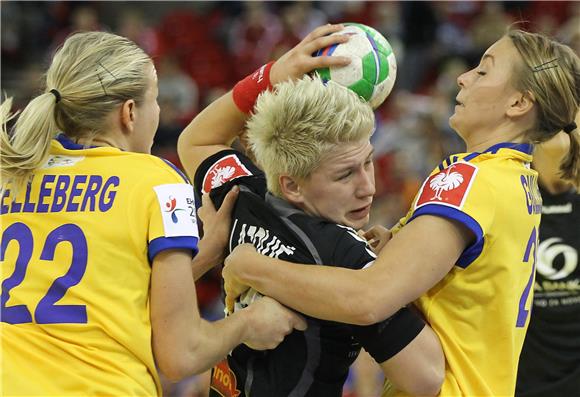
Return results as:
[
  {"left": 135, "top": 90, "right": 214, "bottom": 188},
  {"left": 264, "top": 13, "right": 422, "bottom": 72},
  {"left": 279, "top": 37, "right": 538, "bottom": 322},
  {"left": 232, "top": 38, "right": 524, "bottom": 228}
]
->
[
  {"left": 157, "top": 352, "right": 210, "bottom": 382},
  {"left": 344, "top": 269, "right": 399, "bottom": 326},
  {"left": 157, "top": 356, "right": 192, "bottom": 383},
  {"left": 155, "top": 343, "right": 208, "bottom": 382},
  {"left": 348, "top": 290, "right": 383, "bottom": 326}
]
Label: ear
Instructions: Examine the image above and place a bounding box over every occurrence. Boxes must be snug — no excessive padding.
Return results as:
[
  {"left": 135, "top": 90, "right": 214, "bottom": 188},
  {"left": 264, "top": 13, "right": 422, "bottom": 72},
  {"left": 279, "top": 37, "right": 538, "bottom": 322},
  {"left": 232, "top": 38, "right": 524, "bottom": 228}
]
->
[
  {"left": 507, "top": 90, "right": 535, "bottom": 118},
  {"left": 279, "top": 175, "right": 304, "bottom": 205},
  {"left": 120, "top": 99, "right": 136, "bottom": 133}
]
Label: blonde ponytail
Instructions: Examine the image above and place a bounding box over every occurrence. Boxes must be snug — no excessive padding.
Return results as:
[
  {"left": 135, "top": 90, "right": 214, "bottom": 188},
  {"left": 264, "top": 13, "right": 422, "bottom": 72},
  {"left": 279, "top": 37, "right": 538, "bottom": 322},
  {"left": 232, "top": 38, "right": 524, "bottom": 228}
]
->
[
  {"left": 1, "top": 93, "right": 60, "bottom": 192},
  {"left": 560, "top": 127, "right": 580, "bottom": 187}
]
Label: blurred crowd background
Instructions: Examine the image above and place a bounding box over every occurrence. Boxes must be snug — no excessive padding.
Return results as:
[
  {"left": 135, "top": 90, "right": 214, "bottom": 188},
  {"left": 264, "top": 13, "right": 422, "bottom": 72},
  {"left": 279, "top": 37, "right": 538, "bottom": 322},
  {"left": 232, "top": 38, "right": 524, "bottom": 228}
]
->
[{"left": 2, "top": 2, "right": 579, "bottom": 396}]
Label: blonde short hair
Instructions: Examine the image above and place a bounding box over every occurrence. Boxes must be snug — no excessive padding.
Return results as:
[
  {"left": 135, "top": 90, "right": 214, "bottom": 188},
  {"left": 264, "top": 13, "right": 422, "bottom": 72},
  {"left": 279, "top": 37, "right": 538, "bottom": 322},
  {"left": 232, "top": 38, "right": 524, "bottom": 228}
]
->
[{"left": 247, "top": 75, "right": 375, "bottom": 197}]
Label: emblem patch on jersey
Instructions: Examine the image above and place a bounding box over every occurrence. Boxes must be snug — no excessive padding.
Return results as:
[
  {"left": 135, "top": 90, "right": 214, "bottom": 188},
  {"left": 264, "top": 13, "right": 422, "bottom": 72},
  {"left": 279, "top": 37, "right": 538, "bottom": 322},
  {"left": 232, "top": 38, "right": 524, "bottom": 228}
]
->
[
  {"left": 415, "top": 162, "right": 478, "bottom": 210},
  {"left": 153, "top": 184, "right": 199, "bottom": 238},
  {"left": 211, "top": 359, "right": 241, "bottom": 397},
  {"left": 202, "top": 154, "right": 252, "bottom": 194}
]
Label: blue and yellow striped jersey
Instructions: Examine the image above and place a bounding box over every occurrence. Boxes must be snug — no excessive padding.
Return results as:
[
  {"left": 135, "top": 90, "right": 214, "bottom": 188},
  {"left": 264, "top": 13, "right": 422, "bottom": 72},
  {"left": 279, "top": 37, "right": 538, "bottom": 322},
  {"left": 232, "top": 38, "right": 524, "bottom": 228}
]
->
[
  {"left": 1, "top": 135, "right": 199, "bottom": 396},
  {"left": 387, "top": 143, "right": 541, "bottom": 396}
]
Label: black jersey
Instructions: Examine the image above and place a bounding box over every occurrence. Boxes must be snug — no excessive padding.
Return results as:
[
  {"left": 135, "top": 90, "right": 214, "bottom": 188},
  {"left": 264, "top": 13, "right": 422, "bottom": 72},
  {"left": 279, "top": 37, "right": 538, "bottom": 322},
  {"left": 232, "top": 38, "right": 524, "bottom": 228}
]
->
[
  {"left": 195, "top": 150, "right": 425, "bottom": 397},
  {"left": 516, "top": 186, "right": 580, "bottom": 397}
]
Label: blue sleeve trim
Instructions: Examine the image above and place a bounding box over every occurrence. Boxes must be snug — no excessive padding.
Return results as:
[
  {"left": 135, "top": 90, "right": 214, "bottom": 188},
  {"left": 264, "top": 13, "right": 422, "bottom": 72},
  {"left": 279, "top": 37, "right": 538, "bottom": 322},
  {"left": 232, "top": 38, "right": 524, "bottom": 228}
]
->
[
  {"left": 409, "top": 205, "right": 484, "bottom": 269},
  {"left": 160, "top": 158, "right": 190, "bottom": 184},
  {"left": 148, "top": 236, "right": 199, "bottom": 263}
]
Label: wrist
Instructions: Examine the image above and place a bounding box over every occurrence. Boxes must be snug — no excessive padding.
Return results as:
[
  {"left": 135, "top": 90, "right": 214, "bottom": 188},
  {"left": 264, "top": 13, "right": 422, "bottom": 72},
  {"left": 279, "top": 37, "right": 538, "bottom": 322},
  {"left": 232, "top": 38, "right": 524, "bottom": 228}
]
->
[
  {"left": 197, "top": 237, "right": 225, "bottom": 264},
  {"left": 192, "top": 239, "right": 225, "bottom": 280},
  {"left": 232, "top": 62, "right": 275, "bottom": 114},
  {"left": 235, "top": 251, "right": 263, "bottom": 289},
  {"left": 229, "top": 302, "right": 253, "bottom": 341}
]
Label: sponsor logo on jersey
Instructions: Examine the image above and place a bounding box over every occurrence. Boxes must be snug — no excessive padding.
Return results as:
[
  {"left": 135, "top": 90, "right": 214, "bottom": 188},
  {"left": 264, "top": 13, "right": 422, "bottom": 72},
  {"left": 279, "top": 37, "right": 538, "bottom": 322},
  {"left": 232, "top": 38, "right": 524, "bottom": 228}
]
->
[
  {"left": 42, "top": 155, "right": 84, "bottom": 168},
  {"left": 154, "top": 184, "right": 198, "bottom": 238},
  {"left": 202, "top": 155, "right": 252, "bottom": 194},
  {"left": 537, "top": 237, "right": 578, "bottom": 280},
  {"left": 542, "top": 203, "right": 572, "bottom": 214},
  {"left": 211, "top": 359, "right": 241, "bottom": 397},
  {"left": 415, "top": 162, "right": 478, "bottom": 210},
  {"left": 163, "top": 196, "right": 185, "bottom": 223}
]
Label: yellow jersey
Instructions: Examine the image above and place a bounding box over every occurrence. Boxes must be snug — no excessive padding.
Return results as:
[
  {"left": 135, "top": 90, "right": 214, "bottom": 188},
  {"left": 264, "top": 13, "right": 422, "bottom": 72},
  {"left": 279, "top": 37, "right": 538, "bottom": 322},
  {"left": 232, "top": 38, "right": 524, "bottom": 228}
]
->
[
  {"left": 386, "top": 143, "right": 541, "bottom": 397},
  {"left": 1, "top": 135, "right": 199, "bottom": 396}
]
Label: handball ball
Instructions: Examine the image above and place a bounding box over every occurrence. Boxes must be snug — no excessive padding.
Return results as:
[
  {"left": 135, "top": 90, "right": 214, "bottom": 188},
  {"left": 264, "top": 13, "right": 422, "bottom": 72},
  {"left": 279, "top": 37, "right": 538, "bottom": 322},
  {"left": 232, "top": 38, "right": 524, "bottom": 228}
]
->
[{"left": 314, "top": 23, "right": 397, "bottom": 109}]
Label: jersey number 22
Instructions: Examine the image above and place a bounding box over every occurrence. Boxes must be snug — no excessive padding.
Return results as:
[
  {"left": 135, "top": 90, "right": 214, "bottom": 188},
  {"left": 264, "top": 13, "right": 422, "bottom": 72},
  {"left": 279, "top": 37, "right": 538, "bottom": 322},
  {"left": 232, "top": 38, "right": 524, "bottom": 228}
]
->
[{"left": 1, "top": 222, "right": 88, "bottom": 324}]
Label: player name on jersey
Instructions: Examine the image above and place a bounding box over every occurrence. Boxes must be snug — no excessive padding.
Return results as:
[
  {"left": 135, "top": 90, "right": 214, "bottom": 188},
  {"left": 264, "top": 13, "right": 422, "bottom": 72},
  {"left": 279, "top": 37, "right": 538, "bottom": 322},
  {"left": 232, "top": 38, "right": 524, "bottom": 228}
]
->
[{"left": 1, "top": 174, "right": 119, "bottom": 214}]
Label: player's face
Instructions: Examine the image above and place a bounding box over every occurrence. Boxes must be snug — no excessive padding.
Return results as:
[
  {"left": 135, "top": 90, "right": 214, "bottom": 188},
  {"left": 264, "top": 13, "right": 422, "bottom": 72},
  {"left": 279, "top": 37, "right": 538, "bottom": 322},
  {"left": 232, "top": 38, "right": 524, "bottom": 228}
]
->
[
  {"left": 297, "top": 140, "right": 375, "bottom": 230},
  {"left": 450, "top": 36, "right": 522, "bottom": 141},
  {"left": 130, "top": 63, "right": 160, "bottom": 154}
]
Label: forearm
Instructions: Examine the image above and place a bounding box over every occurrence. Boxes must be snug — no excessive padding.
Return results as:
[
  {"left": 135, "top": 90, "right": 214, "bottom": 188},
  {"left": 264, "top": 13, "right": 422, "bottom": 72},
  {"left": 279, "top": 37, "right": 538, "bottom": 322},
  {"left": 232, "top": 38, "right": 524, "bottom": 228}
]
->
[
  {"left": 186, "top": 311, "right": 250, "bottom": 374},
  {"left": 227, "top": 215, "right": 467, "bottom": 325},
  {"left": 192, "top": 237, "right": 225, "bottom": 281},
  {"left": 235, "top": 255, "right": 394, "bottom": 325}
]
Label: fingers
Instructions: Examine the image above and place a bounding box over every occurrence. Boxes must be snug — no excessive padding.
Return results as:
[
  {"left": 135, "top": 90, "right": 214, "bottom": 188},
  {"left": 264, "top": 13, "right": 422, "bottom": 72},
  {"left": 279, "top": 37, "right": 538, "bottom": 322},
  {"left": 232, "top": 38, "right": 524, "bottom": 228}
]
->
[
  {"left": 199, "top": 185, "right": 239, "bottom": 225},
  {"left": 362, "top": 225, "right": 392, "bottom": 253},
  {"left": 201, "top": 191, "right": 215, "bottom": 211},
  {"left": 363, "top": 225, "right": 390, "bottom": 240},
  {"left": 270, "top": 24, "right": 351, "bottom": 84},
  {"left": 223, "top": 278, "right": 248, "bottom": 313},
  {"left": 223, "top": 282, "right": 235, "bottom": 312},
  {"left": 259, "top": 297, "right": 307, "bottom": 332},
  {"left": 219, "top": 185, "right": 239, "bottom": 216},
  {"left": 306, "top": 53, "right": 351, "bottom": 72},
  {"left": 303, "top": 23, "right": 344, "bottom": 43},
  {"left": 302, "top": 32, "right": 351, "bottom": 70},
  {"left": 198, "top": 193, "right": 215, "bottom": 224},
  {"left": 361, "top": 226, "right": 376, "bottom": 240},
  {"left": 367, "top": 237, "right": 379, "bottom": 249},
  {"left": 290, "top": 312, "right": 308, "bottom": 331},
  {"left": 362, "top": 230, "right": 378, "bottom": 247},
  {"left": 369, "top": 226, "right": 393, "bottom": 253},
  {"left": 303, "top": 33, "right": 349, "bottom": 57},
  {"left": 225, "top": 294, "right": 235, "bottom": 314}
]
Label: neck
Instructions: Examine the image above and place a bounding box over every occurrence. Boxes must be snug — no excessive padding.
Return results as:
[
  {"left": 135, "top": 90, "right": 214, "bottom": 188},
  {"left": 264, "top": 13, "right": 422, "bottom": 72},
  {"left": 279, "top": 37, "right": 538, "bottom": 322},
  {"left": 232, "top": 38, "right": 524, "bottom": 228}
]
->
[
  {"left": 90, "top": 137, "right": 117, "bottom": 147},
  {"left": 533, "top": 132, "right": 572, "bottom": 194},
  {"left": 464, "top": 129, "right": 527, "bottom": 153},
  {"left": 76, "top": 135, "right": 127, "bottom": 150}
]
